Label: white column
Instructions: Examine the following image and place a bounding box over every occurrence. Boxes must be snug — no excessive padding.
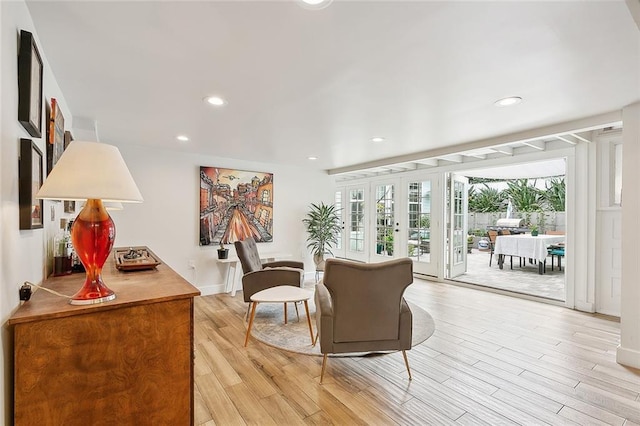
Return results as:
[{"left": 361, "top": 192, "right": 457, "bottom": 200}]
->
[{"left": 617, "top": 102, "right": 640, "bottom": 368}]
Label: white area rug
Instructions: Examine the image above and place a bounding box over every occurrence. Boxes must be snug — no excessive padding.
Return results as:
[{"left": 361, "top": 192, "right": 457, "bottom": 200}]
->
[{"left": 245, "top": 299, "right": 435, "bottom": 356}]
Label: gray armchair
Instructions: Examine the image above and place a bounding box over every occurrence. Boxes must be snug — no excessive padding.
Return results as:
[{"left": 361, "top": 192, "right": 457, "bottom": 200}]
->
[
  {"left": 234, "top": 238, "right": 304, "bottom": 304},
  {"left": 314, "top": 257, "right": 414, "bottom": 383}
]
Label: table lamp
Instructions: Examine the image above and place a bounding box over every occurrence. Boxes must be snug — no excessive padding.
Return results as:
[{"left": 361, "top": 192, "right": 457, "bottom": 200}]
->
[{"left": 36, "top": 141, "right": 143, "bottom": 305}]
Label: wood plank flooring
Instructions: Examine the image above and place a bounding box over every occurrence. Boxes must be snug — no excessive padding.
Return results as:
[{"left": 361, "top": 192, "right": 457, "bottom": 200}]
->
[{"left": 193, "top": 278, "right": 640, "bottom": 425}]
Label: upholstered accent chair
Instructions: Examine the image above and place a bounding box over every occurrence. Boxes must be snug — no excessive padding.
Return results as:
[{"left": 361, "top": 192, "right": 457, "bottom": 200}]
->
[
  {"left": 234, "top": 238, "right": 304, "bottom": 305},
  {"left": 314, "top": 257, "right": 414, "bottom": 383}
]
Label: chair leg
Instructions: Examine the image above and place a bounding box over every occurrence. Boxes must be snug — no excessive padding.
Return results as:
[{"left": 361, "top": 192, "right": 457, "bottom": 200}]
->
[
  {"left": 294, "top": 301, "right": 300, "bottom": 321},
  {"left": 320, "top": 354, "right": 328, "bottom": 384},
  {"left": 489, "top": 252, "right": 493, "bottom": 267},
  {"left": 245, "top": 303, "right": 251, "bottom": 321},
  {"left": 402, "top": 350, "right": 412, "bottom": 380}
]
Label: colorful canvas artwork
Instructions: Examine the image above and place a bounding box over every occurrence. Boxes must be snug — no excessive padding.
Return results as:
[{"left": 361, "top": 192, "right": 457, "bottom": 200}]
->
[{"left": 200, "top": 167, "right": 274, "bottom": 246}]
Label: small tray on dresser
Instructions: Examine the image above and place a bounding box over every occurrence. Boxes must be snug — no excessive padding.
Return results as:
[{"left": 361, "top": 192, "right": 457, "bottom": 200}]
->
[{"left": 114, "top": 246, "right": 161, "bottom": 271}]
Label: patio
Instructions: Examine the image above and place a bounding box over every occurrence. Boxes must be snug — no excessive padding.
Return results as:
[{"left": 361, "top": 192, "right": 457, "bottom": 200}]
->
[{"left": 451, "top": 248, "right": 565, "bottom": 301}]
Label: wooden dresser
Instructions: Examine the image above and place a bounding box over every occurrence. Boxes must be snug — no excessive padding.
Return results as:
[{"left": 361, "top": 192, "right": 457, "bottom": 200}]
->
[{"left": 8, "top": 255, "right": 200, "bottom": 426}]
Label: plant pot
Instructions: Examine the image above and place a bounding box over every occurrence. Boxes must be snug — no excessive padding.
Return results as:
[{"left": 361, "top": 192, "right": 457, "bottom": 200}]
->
[
  {"left": 217, "top": 248, "right": 229, "bottom": 259},
  {"left": 313, "top": 253, "right": 325, "bottom": 271},
  {"left": 531, "top": 230, "right": 539, "bottom": 237}
]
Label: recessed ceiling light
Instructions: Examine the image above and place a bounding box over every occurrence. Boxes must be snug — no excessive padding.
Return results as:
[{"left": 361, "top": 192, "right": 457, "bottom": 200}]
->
[
  {"left": 204, "top": 96, "right": 227, "bottom": 106},
  {"left": 494, "top": 96, "right": 523, "bottom": 107},
  {"left": 308, "top": 156, "right": 318, "bottom": 160},
  {"left": 176, "top": 135, "right": 189, "bottom": 142},
  {"left": 370, "top": 137, "right": 386, "bottom": 143},
  {"left": 298, "top": 0, "right": 333, "bottom": 10}
]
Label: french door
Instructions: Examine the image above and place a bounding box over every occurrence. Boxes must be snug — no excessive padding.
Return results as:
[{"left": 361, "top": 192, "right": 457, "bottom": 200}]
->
[
  {"left": 370, "top": 181, "right": 399, "bottom": 262},
  {"left": 404, "top": 174, "right": 441, "bottom": 277},
  {"left": 345, "top": 185, "right": 368, "bottom": 262},
  {"left": 333, "top": 190, "right": 346, "bottom": 259},
  {"left": 447, "top": 173, "right": 468, "bottom": 279}
]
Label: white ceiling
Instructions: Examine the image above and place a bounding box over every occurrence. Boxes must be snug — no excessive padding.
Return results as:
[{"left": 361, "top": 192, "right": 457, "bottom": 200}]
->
[{"left": 25, "top": 1, "right": 639, "bottom": 173}]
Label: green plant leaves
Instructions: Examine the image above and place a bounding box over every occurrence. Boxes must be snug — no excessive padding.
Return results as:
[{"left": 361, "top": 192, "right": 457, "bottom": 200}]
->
[{"left": 302, "top": 202, "right": 342, "bottom": 257}]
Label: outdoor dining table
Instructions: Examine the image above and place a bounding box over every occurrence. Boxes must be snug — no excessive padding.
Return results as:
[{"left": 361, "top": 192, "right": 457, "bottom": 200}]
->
[{"left": 494, "top": 234, "right": 565, "bottom": 274}]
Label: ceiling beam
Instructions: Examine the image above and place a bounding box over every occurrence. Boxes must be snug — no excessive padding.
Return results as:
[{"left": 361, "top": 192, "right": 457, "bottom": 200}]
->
[
  {"left": 555, "top": 135, "right": 579, "bottom": 145},
  {"left": 465, "top": 153, "right": 487, "bottom": 160},
  {"left": 522, "top": 141, "right": 546, "bottom": 150},
  {"left": 492, "top": 146, "right": 513, "bottom": 155},
  {"left": 413, "top": 159, "right": 438, "bottom": 167},
  {"left": 571, "top": 132, "right": 592, "bottom": 143},
  {"left": 439, "top": 154, "right": 464, "bottom": 163}
]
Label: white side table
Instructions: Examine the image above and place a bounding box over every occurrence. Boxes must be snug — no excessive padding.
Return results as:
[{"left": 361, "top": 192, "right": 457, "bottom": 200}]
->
[{"left": 244, "top": 285, "right": 315, "bottom": 347}]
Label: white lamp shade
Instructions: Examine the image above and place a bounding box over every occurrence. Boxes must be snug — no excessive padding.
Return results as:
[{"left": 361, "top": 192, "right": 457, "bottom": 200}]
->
[{"left": 36, "top": 141, "right": 143, "bottom": 202}]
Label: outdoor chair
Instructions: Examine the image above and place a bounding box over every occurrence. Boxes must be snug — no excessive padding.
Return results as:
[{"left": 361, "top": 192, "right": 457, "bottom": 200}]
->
[
  {"left": 545, "top": 231, "right": 565, "bottom": 271},
  {"left": 489, "top": 229, "right": 522, "bottom": 269}
]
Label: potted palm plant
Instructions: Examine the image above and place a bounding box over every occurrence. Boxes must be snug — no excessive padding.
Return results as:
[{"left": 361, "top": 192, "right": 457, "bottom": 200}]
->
[{"left": 303, "top": 202, "right": 342, "bottom": 271}]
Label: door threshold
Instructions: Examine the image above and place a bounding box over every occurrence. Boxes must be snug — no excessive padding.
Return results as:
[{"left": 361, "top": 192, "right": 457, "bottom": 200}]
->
[{"left": 443, "top": 278, "right": 567, "bottom": 307}]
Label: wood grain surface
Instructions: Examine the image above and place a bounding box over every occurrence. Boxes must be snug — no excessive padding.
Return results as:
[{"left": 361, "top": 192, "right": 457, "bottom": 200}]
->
[
  {"left": 10, "top": 254, "right": 200, "bottom": 425},
  {"left": 193, "top": 277, "right": 640, "bottom": 425}
]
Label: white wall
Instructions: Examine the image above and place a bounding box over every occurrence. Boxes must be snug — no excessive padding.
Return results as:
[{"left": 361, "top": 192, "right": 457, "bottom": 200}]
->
[
  {"left": 618, "top": 101, "right": 640, "bottom": 368},
  {"left": 109, "top": 144, "right": 335, "bottom": 295},
  {"left": 1, "top": 2, "right": 73, "bottom": 422}
]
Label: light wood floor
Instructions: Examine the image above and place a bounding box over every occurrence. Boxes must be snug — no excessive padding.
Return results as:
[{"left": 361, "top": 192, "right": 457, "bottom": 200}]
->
[{"left": 193, "top": 278, "right": 640, "bottom": 425}]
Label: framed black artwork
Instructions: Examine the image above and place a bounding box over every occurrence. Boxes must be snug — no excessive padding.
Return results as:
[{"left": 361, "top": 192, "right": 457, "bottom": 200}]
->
[
  {"left": 19, "top": 139, "right": 44, "bottom": 230},
  {"left": 17, "top": 30, "right": 44, "bottom": 138}
]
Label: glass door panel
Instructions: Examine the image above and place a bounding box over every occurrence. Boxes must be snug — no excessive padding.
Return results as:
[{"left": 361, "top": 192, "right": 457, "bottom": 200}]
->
[
  {"left": 333, "top": 190, "right": 346, "bottom": 258},
  {"left": 346, "top": 186, "right": 368, "bottom": 261},
  {"left": 372, "top": 182, "right": 396, "bottom": 261},
  {"left": 448, "top": 173, "right": 468, "bottom": 279},
  {"left": 406, "top": 175, "right": 440, "bottom": 277}
]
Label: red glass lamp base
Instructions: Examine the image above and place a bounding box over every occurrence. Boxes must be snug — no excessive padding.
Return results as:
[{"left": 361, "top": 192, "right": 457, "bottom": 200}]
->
[
  {"left": 70, "top": 284, "right": 116, "bottom": 305},
  {"left": 70, "top": 199, "right": 117, "bottom": 305}
]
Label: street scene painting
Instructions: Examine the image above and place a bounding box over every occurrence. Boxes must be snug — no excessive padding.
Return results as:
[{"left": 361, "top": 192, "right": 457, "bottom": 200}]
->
[{"left": 200, "top": 166, "right": 274, "bottom": 246}]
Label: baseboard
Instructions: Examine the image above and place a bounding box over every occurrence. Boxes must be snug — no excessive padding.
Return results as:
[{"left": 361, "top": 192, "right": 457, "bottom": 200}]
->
[
  {"left": 197, "top": 284, "right": 227, "bottom": 296},
  {"left": 616, "top": 345, "right": 640, "bottom": 369}
]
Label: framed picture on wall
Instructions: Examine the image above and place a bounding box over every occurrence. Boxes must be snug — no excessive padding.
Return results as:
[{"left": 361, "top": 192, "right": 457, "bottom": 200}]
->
[
  {"left": 63, "top": 201, "right": 76, "bottom": 214},
  {"left": 47, "top": 98, "right": 65, "bottom": 175},
  {"left": 64, "top": 130, "right": 74, "bottom": 150},
  {"left": 19, "top": 139, "right": 44, "bottom": 230},
  {"left": 199, "top": 166, "right": 274, "bottom": 246},
  {"left": 17, "top": 30, "right": 44, "bottom": 138}
]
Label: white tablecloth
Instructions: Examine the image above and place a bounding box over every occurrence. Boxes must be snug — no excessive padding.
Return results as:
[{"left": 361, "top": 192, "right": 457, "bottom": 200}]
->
[{"left": 494, "top": 234, "right": 565, "bottom": 262}]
